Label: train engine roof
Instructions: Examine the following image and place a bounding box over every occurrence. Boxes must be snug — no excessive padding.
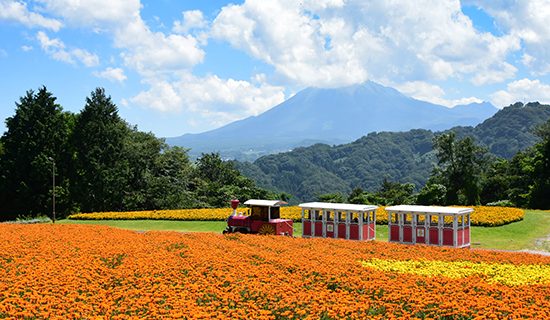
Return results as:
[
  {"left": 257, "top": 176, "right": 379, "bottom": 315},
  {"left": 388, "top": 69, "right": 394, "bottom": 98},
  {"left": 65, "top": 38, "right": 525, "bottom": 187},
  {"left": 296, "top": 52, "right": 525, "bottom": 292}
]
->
[{"left": 243, "top": 199, "right": 287, "bottom": 207}]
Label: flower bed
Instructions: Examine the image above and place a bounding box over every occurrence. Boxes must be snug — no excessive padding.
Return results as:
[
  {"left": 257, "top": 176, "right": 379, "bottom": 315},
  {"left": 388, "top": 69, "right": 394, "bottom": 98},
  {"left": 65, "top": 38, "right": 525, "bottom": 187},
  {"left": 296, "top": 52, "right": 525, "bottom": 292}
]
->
[
  {"left": 375, "top": 206, "right": 524, "bottom": 226},
  {"left": 68, "top": 206, "right": 304, "bottom": 221},
  {"left": 0, "top": 224, "right": 548, "bottom": 319},
  {"left": 69, "top": 205, "right": 524, "bottom": 227}
]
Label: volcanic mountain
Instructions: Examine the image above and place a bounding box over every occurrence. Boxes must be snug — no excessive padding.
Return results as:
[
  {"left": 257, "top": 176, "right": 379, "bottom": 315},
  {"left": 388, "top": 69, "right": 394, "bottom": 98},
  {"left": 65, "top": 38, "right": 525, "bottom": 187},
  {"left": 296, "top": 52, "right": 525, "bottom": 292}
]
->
[{"left": 166, "top": 81, "right": 497, "bottom": 160}]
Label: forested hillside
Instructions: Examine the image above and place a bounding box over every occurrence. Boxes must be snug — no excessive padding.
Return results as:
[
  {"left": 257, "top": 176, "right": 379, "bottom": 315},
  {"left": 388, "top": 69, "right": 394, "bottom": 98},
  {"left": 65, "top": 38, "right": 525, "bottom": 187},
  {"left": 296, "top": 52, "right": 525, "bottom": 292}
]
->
[{"left": 236, "top": 102, "right": 550, "bottom": 202}]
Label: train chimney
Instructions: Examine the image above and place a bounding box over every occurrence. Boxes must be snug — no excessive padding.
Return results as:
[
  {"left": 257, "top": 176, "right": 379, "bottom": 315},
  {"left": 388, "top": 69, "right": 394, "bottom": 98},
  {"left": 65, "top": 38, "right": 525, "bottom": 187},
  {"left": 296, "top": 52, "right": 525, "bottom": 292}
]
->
[{"left": 230, "top": 199, "right": 240, "bottom": 216}]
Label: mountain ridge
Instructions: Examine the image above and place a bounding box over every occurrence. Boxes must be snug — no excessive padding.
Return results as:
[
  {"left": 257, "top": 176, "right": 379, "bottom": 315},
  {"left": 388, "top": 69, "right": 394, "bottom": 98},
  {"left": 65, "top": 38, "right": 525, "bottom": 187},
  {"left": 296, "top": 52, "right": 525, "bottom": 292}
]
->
[{"left": 167, "top": 81, "right": 497, "bottom": 160}]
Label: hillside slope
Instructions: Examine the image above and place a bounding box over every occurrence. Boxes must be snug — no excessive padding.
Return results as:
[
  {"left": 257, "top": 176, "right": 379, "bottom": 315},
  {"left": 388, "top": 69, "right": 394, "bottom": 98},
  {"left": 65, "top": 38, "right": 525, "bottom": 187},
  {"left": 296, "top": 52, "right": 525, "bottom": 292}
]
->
[{"left": 236, "top": 102, "right": 550, "bottom": 201}]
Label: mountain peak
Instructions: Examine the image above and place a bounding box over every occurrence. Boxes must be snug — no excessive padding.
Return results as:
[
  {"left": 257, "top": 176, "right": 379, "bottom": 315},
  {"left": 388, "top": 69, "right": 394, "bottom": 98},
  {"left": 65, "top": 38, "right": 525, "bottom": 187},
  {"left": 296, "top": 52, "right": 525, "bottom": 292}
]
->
[
  {"left": 306, "top": 81, "right": 406, "bottom": 98},
  {"left": 167, "top": 82, "right": 497, "bottom": 160}
]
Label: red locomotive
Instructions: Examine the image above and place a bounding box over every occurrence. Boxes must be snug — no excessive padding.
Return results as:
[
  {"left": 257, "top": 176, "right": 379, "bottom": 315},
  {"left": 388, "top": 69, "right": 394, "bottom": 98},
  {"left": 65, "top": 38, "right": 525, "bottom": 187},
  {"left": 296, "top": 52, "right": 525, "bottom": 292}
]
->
[{"left": 223, "top": 199, "right": 293, "bottom": 236}]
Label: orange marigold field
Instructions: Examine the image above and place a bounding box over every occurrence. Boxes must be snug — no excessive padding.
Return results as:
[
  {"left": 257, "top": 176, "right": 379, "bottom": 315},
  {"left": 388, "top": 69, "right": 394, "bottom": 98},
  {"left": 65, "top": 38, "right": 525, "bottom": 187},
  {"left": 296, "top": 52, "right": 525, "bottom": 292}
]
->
[{"left": 1, "top": 224, "right": 549, "bottom": 319}]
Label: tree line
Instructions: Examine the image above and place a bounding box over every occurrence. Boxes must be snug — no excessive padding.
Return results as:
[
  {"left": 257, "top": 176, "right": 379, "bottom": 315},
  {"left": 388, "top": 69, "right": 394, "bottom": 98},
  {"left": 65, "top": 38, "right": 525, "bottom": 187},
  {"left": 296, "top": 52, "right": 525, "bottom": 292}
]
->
[
  {"left": 0, "top": 87, "right": 273, "bottom": 221},
  {"left": 317, "top": 127, "right": 550, "bottom": 209}
]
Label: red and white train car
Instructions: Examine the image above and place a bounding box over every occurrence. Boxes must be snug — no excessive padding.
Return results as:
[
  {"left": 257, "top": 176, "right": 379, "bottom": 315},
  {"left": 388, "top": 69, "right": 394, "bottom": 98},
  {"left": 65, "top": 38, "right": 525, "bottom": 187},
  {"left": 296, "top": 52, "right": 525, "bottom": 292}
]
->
[
  {"left": 385, "top": 205, "right": 473, "bottom": 248},
  {"left": 299, "top": 202, "right": 378, "bottom": 240}
]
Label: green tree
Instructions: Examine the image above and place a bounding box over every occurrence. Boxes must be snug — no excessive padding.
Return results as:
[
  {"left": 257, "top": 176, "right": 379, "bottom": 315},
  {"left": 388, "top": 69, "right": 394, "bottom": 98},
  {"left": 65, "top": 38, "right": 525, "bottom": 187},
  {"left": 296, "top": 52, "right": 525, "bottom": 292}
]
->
[
  {"left": 0, "top": 87, "right": 72, "bottom": 220},
  {"left": 375, "top": 179, "right": 415, "bottom": 205},
  {"left": 193, "top": 153, "right": 273, "bottom": 207},
  {"left": 432, "top": 132, "right": 486, "bottom": 205},
  {"left": 479, "top": 158, "right": 511, "bottom": 205},
  {"left": 505, "top": 148, "right": 536, "bottom": 207},
  {"left": 317, "top": 193, "right": 345, "bottom": 203},
  {"left": 143, "top": 145, "right": 199, "bottom": 209},
  {"left": 120, "top": 129, "right": 165, "bottom": 210},
  {"left": 70, "top": 88, "right": 130, "bottom": 212},
  {"left": 416, "top": 183, "right": 447, "bottom": 205},
  {"left": 528, "top": 120, "right": 550, "bottom": 208}
]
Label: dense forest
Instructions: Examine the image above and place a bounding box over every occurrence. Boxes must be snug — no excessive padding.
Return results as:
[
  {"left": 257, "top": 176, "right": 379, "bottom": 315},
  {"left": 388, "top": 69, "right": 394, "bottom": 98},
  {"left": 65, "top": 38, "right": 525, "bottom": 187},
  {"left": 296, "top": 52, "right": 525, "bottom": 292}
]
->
[
  {"left": 0, "top": 87, "right": 274, "bottom": 221},
  {"left": 236, "top": 102, "right": 550, "bottom": 207}
]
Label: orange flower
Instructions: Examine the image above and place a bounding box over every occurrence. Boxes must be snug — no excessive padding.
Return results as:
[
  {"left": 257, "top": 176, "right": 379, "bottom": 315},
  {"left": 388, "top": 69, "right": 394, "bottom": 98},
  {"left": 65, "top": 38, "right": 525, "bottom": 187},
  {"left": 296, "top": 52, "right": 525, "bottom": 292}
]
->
[{"left": 0, "top": 224, "right": 548, "bottom": 319}]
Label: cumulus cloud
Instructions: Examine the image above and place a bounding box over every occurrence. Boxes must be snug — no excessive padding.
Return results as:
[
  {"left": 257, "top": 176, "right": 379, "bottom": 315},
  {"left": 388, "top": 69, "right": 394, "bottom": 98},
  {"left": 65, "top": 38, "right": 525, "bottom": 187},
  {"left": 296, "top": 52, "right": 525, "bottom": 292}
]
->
[
  {"left": 93, "top": 67, "right": 127, "bottom": 83},
  {"left": 467, "top": 0, "right": 550, "bottom": 75},
  {"left": 490, "top": 78, "right": 550, "bottom": 108},
  {"left": 211, "top": 0, "right": 519, "bottom": 87},
  {"left": 172, "top": 10, "right": 207, "bottom": 34},
  {"left": 395, "top": 81, "right": 482, "bottom": 107},
  {"left": 35, "top": 0, "right": 205, "bottom": 77},
  {"left": 115, "top": 18, "right": 204, "bottom": 77},
  {"left": 0, "top": 0, "right": 62, "bottom": 31},
  {"left": 36, "top": 31, "right": 99, "bottom": 67},
  {"left": 131, "top": 73, "right": 285, "bottom": 128},
  {"left": 34, "top": 0, "right": 140, "bottom": 28}
]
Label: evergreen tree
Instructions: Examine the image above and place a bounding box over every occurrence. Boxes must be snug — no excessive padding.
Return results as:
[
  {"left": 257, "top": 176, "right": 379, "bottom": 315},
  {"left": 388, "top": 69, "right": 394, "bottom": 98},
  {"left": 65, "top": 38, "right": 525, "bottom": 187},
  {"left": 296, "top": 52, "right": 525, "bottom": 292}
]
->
[
  {"left": 0, "top": 87, "right": 72, "bottom": 220},
  {"left": 71, "top": 88, "right": 130, "bottom": 212}
]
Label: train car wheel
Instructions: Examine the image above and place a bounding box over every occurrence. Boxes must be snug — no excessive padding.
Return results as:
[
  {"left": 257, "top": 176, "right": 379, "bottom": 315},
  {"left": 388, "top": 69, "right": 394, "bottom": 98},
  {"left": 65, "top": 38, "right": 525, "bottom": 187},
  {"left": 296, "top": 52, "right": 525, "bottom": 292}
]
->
[{"left": 258, "top": 224, "right": 275, "bottom": 235}]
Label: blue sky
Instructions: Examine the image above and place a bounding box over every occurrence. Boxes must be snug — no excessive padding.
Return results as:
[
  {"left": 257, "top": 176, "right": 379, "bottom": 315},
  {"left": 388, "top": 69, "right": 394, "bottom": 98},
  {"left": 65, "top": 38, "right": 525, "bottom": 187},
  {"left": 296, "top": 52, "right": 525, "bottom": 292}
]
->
[{"left": 1, "top": 0, "right": 550, "bottom": 138}]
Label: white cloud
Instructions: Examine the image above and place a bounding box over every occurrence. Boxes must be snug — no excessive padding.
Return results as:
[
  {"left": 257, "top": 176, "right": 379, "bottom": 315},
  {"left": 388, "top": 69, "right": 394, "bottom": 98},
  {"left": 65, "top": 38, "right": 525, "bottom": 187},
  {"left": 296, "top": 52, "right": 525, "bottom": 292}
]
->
[
  {"left": 395, "top": 81, "right": 482, "bottom": 107},
  {"left": 31, "top": 0, "right": 205, "bottom": 77},
  {"left": 211, "top": 0, "right": 519, "bottom": 87},
  {"left": 93, "top": 67, "right": 127, "bottom": 83},
  {"left": 132, "top": 81, "right": 183, "bottom": 112},
  {"left": 115, "top": 18, "right": 204, "bottom": 77},
  {"left": 467, "top": 0, "right": 550, "bottom": 75},
  {"left": 131, "top": 73, "right": 286, "bottom": 129},
  {"left": 21, "top": 45, "right": 33, "bottom": 51},
  {"left": 490, "top": 78, "right": 550, "bottom": 108},
  {"left": 172, "top": 10, "right": 207, "bottom": 34},
  {"left": 0, "top": 0, "right": 62, "bottom": 31},
  {"left": 36, "top": 31, "right": 99, "bottom": 67},
  {"left": 34, "top": 0, "right": 140, "bottom": 28}
]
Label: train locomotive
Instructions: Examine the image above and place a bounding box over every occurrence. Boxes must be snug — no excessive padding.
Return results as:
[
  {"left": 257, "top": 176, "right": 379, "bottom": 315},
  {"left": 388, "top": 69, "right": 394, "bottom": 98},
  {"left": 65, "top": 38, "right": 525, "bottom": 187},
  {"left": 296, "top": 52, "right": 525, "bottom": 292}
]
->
[{"left": 223, "top": 199, "right": 294, "bottom": 236}]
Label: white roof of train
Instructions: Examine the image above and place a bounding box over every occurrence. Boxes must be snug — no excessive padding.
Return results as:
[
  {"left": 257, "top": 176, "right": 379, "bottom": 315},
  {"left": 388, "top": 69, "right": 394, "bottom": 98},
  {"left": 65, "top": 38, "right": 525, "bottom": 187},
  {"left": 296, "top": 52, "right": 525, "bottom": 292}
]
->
[
  {"left": 385, "top": 205, "right": 473, "bottom": 214},
  {"left": 299, "top": 202, "right": 378, "bottom": 212},
  {"left": 243, "top": 199, "right": 287, "bottom": 207}
]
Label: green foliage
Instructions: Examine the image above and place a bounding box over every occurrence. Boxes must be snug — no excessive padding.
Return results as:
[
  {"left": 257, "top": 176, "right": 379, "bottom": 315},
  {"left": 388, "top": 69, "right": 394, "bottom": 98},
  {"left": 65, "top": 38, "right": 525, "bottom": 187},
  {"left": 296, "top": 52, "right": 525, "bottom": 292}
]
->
[
  {"left": 0, "top": 87, "right": 72, "bottom": 220},
  {"left": 528, "top": 120, "right": 550, "bottom": 208},
  {"left": 238, "top": 130, "right": 435, "bottom": 202},
  {"left": 416, "top": 183, "right": 447, "bottom": 205},
  {"left": 193, "top": 153, "right": 274, "bottom": 207},
  {"left": 485, "top": 200, "right": 515, "bottom": 207},
  {"left": 0, "top": 88, "right": 274, "bottom": 221},
  {"left": 431, "top": 132, "right": 487, "bottom": 205},
  {"left": 317, "top": 193, "right": 345, "bottom": 203},
  {"left": 237, "top": 103, "right": 550, "bottom": 205},
  {"left": 345, "top": 181, "right": 415, "bottom": 206},
  {"left": 471, "top": 102, "right": 550, "bottom": 158},
  {"left": 70, "top": 88, "right": 131, "bottom": 213},
  {"left": 375, "top": 179, "right": 416, "bottom": 205},
  {"left": 479, "top": 158, "right": 511, "bottom": 205}
]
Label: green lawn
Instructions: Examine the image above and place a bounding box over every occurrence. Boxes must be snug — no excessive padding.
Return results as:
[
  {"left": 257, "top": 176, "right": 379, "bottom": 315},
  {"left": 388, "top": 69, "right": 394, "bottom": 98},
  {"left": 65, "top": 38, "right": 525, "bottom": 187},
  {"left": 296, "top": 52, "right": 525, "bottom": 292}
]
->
[
  {"left": 59, "top": 210, "right": 550, "bottom": 252},
  {"left": 470, "top": 210, "right": 550, "bottom": 251}
]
